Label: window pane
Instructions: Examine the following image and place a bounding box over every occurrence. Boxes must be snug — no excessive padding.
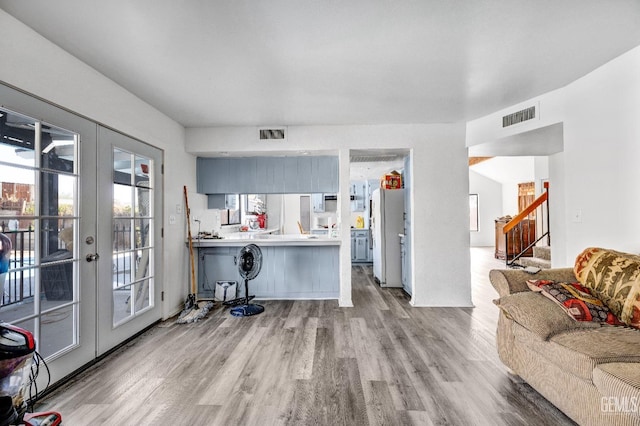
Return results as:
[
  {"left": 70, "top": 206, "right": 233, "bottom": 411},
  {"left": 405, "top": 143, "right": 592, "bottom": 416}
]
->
[
  {"left": 0, "top": 269, "right": 35, "bottom": 320},
  {"left": 113, "top": 184, "right": 133, "bottom": 217},
  {"left": 40, "top": 124, "right": 76, "bottom": 174},
  {"left": 112, "top": 250, "right": 137, "bottom": 288},
  {"left": 40, "top": 305, "right": 75, "bottom": 358},
  {"left": 113, "top": 285, "right": 132, "bottom": 324},
  {"left": 134, "top": 249, "right": 151, "bottom": 280},
  {"left": 0, "top": 167, "right": 36, "bottom": 223},
  {"left": 41, "top": 259, "right": 74, "bottom": 307},
  {"left": 0, "top": 111, "right": 36, "bottom": 168},
  {"left": 134, "top": 187, "right": 151, "bottom": 217},
  {"left": 40, "top": 172, "right": 76, "bottom": 217},
  {"left": 133, "top": 279, "right": 151, "bottom": 312},
  {"left": 135, "top": 218, "right": 151, "bottom": 249},
  {"left": 113, "top": 218, "right": 133, "bottom": 252},
  {"left": 134, "top": 155, "right": 151, "bottom": 189}
]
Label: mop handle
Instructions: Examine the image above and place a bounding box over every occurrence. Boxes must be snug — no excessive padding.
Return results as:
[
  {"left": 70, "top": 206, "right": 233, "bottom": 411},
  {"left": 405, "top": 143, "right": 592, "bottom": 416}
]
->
[{"left": 184, "top": 186, "right": 197, "bottom": 295}]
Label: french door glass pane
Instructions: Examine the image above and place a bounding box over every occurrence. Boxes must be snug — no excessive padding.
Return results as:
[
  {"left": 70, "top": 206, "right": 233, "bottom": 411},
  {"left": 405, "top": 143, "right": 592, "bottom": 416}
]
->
[
  {"left": 112, "top": 148, "right": 154, "bottom": 325},
  {"left": 0, "top": 107, "right": 79, "bottom": 360},
  {"left": 40, "top": 305, "right": 75, "bottom": 358}
]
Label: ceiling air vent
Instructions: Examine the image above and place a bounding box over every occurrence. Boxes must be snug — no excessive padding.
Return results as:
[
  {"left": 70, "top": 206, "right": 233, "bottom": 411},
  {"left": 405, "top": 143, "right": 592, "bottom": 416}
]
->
[
  {"left": 259, "top": 128, "right": 286, "bottom": 140},
  {"left": 502, "top": 105, "right": 536, "bottom": 128}
]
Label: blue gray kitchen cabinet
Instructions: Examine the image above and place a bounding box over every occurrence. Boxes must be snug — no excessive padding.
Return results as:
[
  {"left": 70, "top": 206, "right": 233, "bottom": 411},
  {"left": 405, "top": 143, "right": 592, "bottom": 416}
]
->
[
  {"left": 283, "top": 157, "right": 300, "bottom": 193},
  {"left": 350, "top": 233, "right": 356, "bottom": 261},
  {"left": 197, "top": 157, "right": 229, "bottom": 194},
  {"left": 355, "top": 233, "right": 368, "bottom": 261},
  {"left": 351, "top": 229, "right": 370, "bottom": 263},
  {"left": 312, "top": 156, "right": 338, "bottom": 193},
  {"left": 312, "top": 193, "right": 325, "bottom": 213},
  {"left": 350, "top": 181, "right": 367, "bottom": 211},
  {"left": 197, "top": 247, "right": 239, "bottom": 298},
  {"left": 197, "top": 245, "right": 339, "bottom": 299},
  {"left": 280, "top": 248, "right": 314, "bottom": 293},
  {"left": 197, "top": 155, "right": 338, "bottom": 194},
  {"left": 296, "top": 156, "right": 313, "bottom": 192},
  {"left": 269, "top": 157, "right": 285, "bottom": 192},
  {"left": 227, "top": 157, "right": 256, "bottom": 194},
  {"left": 256, "top": 157, "right": 286, "bottom": 193},
  {"left": 255, "top": 157, "right": 273, "bottom": 193}
]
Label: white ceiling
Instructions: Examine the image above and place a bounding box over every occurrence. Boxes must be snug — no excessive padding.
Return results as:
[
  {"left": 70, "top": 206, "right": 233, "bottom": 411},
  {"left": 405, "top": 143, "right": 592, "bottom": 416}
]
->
[{"left": 1, "top": 1, "right": 639, "bottom": 128}]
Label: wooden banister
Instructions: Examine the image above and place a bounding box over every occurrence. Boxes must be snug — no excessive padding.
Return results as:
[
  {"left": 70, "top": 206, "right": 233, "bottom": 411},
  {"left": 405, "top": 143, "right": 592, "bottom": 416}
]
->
[{"left": 503, "top": 191, "right": 547, "bottom": 234}]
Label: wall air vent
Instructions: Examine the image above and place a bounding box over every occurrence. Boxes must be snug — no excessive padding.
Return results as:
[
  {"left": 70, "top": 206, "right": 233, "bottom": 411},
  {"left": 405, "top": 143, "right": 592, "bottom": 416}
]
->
[
  {"left": 259, "top": 128, "right": 286, "bottom": 140},
  {"left": 502, "top": 105, "right": 536, "bottom": 128}
]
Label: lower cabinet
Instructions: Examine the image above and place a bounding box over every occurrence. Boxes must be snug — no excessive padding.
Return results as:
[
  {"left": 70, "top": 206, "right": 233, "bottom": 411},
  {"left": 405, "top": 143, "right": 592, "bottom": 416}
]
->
[
  {"left": 351, "top": 229, "right": 371, "bottom": 263},
  {"left": 197, "top": 245, "right": 339, "bottom": 299}
]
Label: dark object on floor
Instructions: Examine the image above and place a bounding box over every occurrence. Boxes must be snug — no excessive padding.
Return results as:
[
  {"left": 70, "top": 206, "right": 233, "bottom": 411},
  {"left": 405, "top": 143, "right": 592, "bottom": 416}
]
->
[{"left": 0, "top": 323, "right": 62, "bottom": 426}]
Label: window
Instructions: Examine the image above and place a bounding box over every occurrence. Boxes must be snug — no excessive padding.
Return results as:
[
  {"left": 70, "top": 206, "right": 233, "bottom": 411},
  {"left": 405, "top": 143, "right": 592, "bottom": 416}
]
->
[
  {"left": 220, "top": 195, "right": 240, "bottom": 226},
  {"left": 220, "top": 208, "right": 240, "bottom": 226},
  {"left": 469, "top": 194, "right": 479, "bottom": 232}
]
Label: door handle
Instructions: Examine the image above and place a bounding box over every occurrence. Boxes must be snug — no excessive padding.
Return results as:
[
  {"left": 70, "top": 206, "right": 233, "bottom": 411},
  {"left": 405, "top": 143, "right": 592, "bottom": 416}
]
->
[{"left": 86, "top": 253, "right": 100, "bottom": 262}]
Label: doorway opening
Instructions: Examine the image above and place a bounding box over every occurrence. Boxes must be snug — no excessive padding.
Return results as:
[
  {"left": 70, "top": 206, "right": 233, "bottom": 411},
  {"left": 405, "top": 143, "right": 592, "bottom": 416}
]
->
[{"left": 348, "top": 149, "right": 411, "bottom": 295}]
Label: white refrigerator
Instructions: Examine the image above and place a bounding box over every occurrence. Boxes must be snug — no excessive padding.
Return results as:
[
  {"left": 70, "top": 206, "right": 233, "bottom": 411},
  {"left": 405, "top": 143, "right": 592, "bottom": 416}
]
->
[{"left": 371, "top": 188, "right": 404, "bottom": 287}]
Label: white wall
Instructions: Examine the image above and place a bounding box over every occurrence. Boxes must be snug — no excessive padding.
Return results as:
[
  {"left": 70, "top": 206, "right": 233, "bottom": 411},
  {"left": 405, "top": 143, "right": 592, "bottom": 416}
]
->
[
  {"left": 548, "top": 152, "right": 566, "bottom": 265},
  {"left": 0, "top": 10, "right": 194, "bottom": 319},
  {"left": 186, "top": 124, "right": 473, "bottom": 307},
  {"left": 467, "top": 44, "right": 640, "bottom": 266},
  {"left": 469, "top": 170, "right": 502, "bottom": 247},
  {"left": 562, "top": 45, "right": 640, "bottom": 258}
]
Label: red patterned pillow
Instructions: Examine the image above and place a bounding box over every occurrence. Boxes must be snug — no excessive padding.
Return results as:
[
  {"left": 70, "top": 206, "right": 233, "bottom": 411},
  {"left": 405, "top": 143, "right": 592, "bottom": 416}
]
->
[{"left": 527, "top": 279, "right": 623, "bottom": 325}]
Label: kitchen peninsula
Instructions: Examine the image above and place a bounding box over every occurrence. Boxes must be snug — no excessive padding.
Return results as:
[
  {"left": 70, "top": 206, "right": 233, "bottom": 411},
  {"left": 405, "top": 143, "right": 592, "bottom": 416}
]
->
[
  {"left": 194, "top": 155, "right": 342, "bottom": 300},
  {"left": 192, "top": 234, "right": 340, "bottom": 299}
]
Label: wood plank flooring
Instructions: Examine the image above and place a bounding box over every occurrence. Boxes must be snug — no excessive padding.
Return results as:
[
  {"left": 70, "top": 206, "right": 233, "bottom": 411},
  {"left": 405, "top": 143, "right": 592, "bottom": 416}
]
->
[{"left": 36, "top": 247, "right": 576, "bottom": 425}]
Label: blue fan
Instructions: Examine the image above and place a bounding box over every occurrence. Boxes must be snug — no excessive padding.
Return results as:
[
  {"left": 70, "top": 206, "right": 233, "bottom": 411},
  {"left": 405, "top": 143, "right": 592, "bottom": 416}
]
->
[{"left": 230, "top": 244, "right": 264, "bottom": 317}]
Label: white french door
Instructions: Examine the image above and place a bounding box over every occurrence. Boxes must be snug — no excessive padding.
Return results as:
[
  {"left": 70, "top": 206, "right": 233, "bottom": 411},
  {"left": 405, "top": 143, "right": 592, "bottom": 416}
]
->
[
  {"left": 0, "top": 84, "right": 162, "bottom": 384},
  {"left": 0, "top": 86, "right": 97, "bottom": 384},
  {"left": 95, "top": 126, "right": 162, "bottom": 355}
]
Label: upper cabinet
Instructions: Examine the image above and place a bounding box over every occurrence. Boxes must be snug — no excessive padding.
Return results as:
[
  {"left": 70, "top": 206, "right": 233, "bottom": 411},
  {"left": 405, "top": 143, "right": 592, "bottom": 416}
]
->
[
  {"left": 311, "top": 156, "right": 338, "bottom": 193},
  {"left": 197, "top": 156, "right": 338, "bottom": 194},
  {"left": 350, "top": 180, "right": 367, "bottom": 212},
  {"left": 196, "top": 157, "right": 228, "bottom": 194}
]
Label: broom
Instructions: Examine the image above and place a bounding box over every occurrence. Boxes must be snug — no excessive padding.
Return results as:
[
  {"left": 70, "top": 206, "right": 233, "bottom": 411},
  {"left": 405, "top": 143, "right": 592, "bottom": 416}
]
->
[{"left": 176, "top": 186, "right": 214, "bottom": 324}]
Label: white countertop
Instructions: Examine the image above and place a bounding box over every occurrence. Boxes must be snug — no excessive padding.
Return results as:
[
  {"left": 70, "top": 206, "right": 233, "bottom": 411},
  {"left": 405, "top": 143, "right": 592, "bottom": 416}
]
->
[{"left": 191, "top": 233, "right": 340, "bottom": 247}]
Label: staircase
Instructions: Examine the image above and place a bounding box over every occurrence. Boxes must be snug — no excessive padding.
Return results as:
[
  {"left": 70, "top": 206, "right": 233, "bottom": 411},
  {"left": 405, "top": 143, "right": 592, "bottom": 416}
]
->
[
  {"left": 502, "top": 182, "right": 551, "bottom": 269},
  {"left": 518, "top": 246, "right": 551, "bottom": 269}
]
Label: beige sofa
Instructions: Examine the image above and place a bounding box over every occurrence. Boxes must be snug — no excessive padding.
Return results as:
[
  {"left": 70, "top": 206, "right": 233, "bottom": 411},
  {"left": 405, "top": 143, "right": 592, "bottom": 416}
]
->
[{"left": 490, "top": 247, "right": 640, "bottom": 426}]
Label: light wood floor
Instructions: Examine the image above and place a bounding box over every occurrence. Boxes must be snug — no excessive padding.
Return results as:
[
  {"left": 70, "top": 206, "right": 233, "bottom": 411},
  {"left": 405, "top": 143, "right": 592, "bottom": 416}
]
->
[{"left": 37, "top": 247, "right": 575, "bottom": 425}]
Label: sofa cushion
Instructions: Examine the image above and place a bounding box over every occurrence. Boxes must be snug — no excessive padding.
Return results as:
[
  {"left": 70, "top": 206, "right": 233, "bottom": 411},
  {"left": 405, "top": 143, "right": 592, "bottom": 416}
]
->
[
  {"left": 545, "top": 327, "right": 640, "bottom": 382},
  {"left": 593, "top": 363, "right": 640, "bottom": 418},
  {"left": 494, "top": 291, "right": 600, "bottom": 341},
  {"left": 574, "top": 247, "right": 640, "bottom": 329},
  {"left": 526, "top": 279, "right": 623, "bottom": 325}
]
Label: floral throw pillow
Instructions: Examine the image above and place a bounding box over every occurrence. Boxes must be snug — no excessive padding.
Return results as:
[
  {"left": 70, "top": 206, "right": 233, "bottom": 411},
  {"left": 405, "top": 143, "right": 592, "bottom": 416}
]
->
[
  {"left": 573, "top": 247, "right": 640, "bottom": 329},
  {"left": 527, "top": 279, "right": 623, "bottom": 325}
]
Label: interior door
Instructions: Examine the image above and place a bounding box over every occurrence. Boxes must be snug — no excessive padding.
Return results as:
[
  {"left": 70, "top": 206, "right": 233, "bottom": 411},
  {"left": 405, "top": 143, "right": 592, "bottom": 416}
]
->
[
  {"left": 0, "top": 85, "right": 97, "bottom": 385},
  {"left": 95, "top": 126, "right": 163, "bottom": 355}
]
